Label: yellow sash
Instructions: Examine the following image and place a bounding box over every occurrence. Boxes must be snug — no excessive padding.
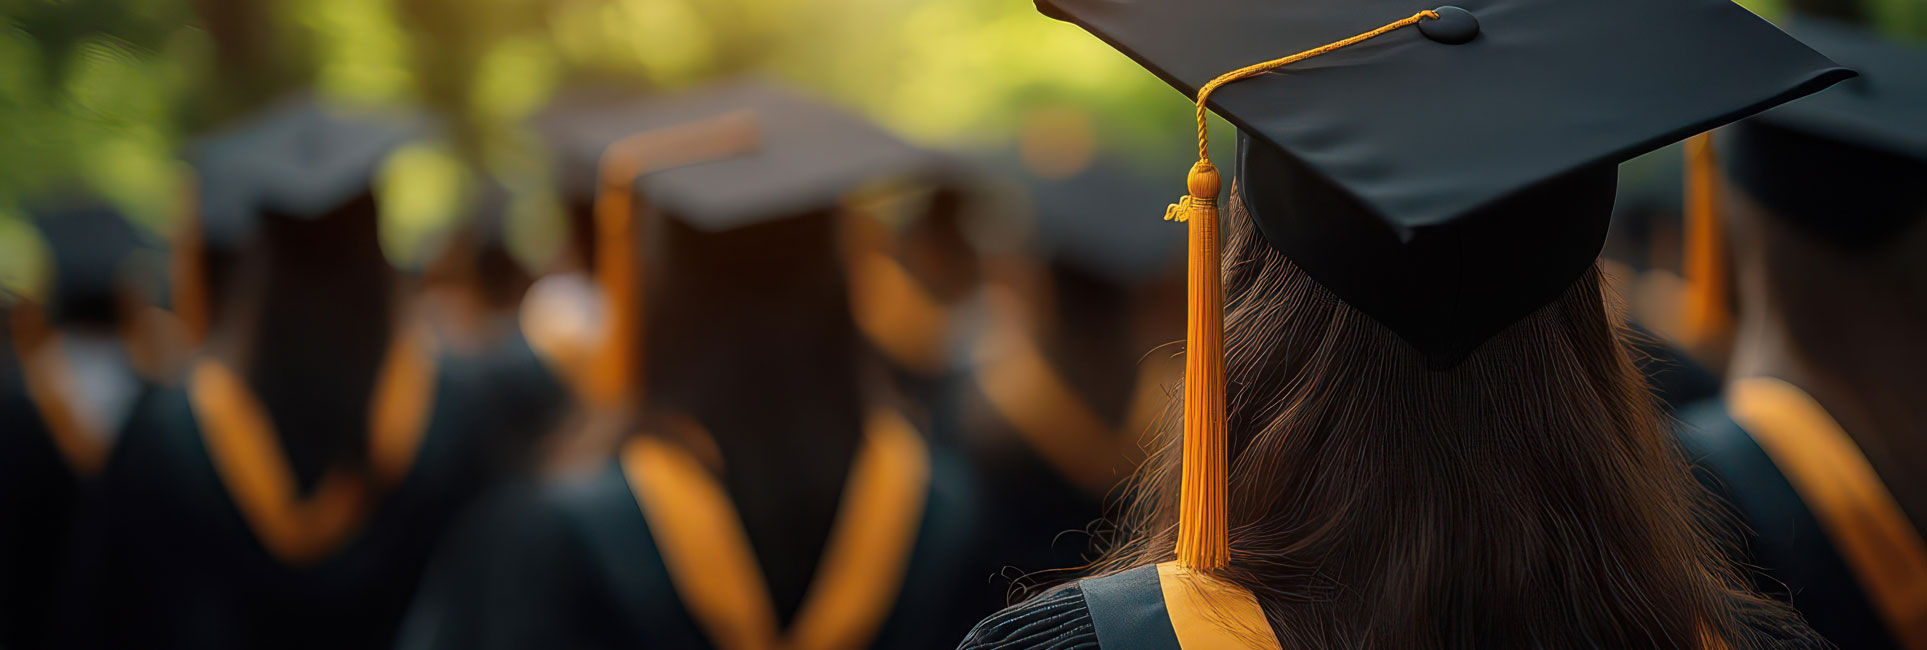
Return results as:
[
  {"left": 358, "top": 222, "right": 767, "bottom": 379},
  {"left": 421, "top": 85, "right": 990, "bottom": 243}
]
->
[
  {"left": 188, "top": 325, "right": 439, "bottom": 565},
  {"left": 973, "top": 291, "right": 1171, "bottom": 496},
  {"left": 622, "top": 409, "right": 932, "bottom": 650},
  {"left": 846, "top": 250, "right": 958, "bottom": 377},
  {"left": 1729, "top": 377, "right": 1927, "bottom": 649},
  {"left": 10, "top": 304, "right": 109, "bottom": 475},
  {"left": 1157, "top": 562, "right": 1283, "bottom": 650}
]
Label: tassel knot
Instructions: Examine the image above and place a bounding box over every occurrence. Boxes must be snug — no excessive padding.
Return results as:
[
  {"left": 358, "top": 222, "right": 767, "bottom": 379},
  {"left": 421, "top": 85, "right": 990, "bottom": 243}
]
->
[{"left": 1164, "top": 162, "right": 1223, "bottom": 222}]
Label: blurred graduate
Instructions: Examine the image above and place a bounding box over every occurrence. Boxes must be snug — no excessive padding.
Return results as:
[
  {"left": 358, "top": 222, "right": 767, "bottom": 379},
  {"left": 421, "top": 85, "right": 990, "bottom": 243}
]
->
[
  {"left": 1677, "top": 10, "right": 1927, "bottom": 649},
  {"left": 954, "top": 154, "right": 1185, "bottom": 589},
  {"left": 1, "top": 201, "right": 156, "bottom": 649},
  {"left": 399, "top": 80, "right": 991, "bottom": 650},
  {"left": 52, "top": 96, "right": 550, "bottom": 649},
  {"left": 959, "top": 0, "right": 1850, "bottom": 647}
]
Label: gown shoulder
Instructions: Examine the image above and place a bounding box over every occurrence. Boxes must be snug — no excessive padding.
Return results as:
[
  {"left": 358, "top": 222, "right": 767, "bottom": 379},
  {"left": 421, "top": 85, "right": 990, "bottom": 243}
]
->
[
  {"left": 1674, "top": 397, "right": 1901, "bottom": 650},
  {"left": 956, "top": 584, "right": 1099, "bottom": 650}
]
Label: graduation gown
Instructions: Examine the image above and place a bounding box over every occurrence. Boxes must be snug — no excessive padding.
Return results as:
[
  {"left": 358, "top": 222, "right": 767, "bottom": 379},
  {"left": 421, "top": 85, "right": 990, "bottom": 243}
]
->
[
  {"left": 54, "top": 335, "right": 539, "bottom": 650},
  {"left": 1, "top": 328, "right": 137, "bottom": 650},
  {"left": 951, "top": 319, "right": 1176, "bottom": 580},
  {"left": 400, "top": 408, "right": 988, "bottom": 650},
  {"left": 1680, "top": 377, "right": 1924, "bottom": 650},
  {"left": 0, "top": 363, "right": 85, "bottom": 650},
  {"left": 958, "top": 562, "right": 1280, "bottom": 650}
]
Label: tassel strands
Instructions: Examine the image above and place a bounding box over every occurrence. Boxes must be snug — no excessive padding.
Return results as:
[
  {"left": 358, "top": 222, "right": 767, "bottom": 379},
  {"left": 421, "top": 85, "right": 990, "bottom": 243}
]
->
[{"left": 1166, "top": 10, "right": 1441, "bottom": 571}]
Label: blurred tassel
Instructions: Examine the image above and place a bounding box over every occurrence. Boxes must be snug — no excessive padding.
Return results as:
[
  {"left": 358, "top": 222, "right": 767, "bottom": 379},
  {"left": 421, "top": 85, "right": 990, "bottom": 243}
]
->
[
  {"left": 1682, "top": 133, "right": 1732, "bottom": 354},
  {"left": 1169, "top": 9, "right": 1440, "bottom": 571},
  {"left": 173, "top": 168, "right": 209, "bottom": 346}
]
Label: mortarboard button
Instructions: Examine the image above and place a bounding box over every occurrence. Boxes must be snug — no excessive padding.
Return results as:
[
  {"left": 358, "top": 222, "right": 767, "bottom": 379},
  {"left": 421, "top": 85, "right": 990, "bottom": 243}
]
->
[{"left": 1419, "top": 7, "right": 1479, "bottom": 45}]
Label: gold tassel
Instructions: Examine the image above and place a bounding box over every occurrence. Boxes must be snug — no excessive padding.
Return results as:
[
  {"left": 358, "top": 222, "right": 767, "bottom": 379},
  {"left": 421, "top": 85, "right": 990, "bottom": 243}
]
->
[
  {"left": 1682, "top": 133, "right": 1732, "bottom": 356},
  {"left": 1172, "top": 161, "right": 1229, "bottom": 570},
  {"left": 1169, "top": 10, "right": 1439, "bottom": 571}
]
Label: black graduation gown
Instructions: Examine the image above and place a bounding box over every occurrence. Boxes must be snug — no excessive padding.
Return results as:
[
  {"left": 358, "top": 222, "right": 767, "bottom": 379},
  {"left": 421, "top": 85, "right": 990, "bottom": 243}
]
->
[
  {"left": 946, "top": 337, "right": 1175, "bottom": 588},
  {"left": 441, "top": 330, "right": 571, "bottom": 472},
  {"left": 53, "top": 354, "right": 535, "bottom": 650},
  {"left": 1679, "top": 393, "right": 1909, "bottom": 650},
  {"left": 958, "top": 563, "right": 1279, "bottom": 650},
  {"left": 400, "top": 424, "right": 988, "bottom": 650},
  {"left": 0, "top": 363, "right": 83, "bottom": 650}
]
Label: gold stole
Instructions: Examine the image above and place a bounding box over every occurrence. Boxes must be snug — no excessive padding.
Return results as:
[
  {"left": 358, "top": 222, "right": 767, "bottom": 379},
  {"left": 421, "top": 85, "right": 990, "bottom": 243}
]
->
[
  {"left": 188, "top": 325, "right": 439, "bottom": 565},
  {"left": 622, "top": 409, "right": 932, "bottom": 650},
  {"left": 972, "top": 293, "right": 1170, "bottom": 496},
  {"left": 845, "top": 250, "right": 958, "bottom": 377},
  {"left": 10, "top": 304, "right": 109, "bottom": 475},
  {"left": 1156, "top": 562, "right": 1283, "bottom": 650},
  {"left": 1729, "top": 377, "right": 1927, "bottom": 649}
]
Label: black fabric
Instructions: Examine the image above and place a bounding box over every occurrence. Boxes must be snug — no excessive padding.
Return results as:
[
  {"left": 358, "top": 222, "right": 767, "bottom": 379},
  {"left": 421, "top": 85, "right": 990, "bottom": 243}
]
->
[
  {"left": 401, "top": 446, "right": 989, "bottom": 650},
  {"left": 1081, "top": 565, "right": 1182, "bottom": 650},
  {"left": 440, "top": 331, "right": 570, "bottom": 474},
  {"left": 1242, "top": 139, "right": 1615, "bottom": 367},
  {"left": 1720, "top": 17, "right": 1927, "bottom": 249},
  {"left": 952, "top": 376, "right": 1109, "bottom": 588},
  {"left": 0, "top": 363, "right": 83, "bottom": 650},
  {"left": 49, "top": 357, "right": 529, "bottom": 650},
  {"left": 29, "top": 202, "right": 151, "bottom": 327},
  {"left": 1627, "top": 322, "right": 1721, "bottom": 411},
  {"left": 1034, "top": 0, "right": 1851, "bottom": 365},
  {"left": 957, "top": 585, "right": 1102, "bottom": 650},
  {"left": 1677, "top": 399, "right": 1900, "bottom": 650},
  {"left": 1005, "top": 155, "right": 1188, "bottom": 286}
]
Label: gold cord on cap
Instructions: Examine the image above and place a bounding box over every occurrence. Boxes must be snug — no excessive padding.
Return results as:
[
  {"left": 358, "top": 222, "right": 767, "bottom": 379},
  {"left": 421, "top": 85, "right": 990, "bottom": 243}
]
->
[{"left": 1167, "top": 10, "right": 1440, "bottom": 572}]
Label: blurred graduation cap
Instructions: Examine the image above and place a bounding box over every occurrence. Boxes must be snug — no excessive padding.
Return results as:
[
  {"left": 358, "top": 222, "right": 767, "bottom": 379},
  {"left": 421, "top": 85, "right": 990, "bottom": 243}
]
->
[
  {"left": 188, "top": 97, "right": 429, "bottom": 250},
  {"left": 532, "top": 80, "right": 951, "bottom": 405},
  {"left": 534, "top": 80, "right": 950, "bottom": 232},
  {"left": 1037, "top": 0, "right": 1851, "bottom": 571},
  {"left": 1720, "top": 16, "right": 1927, "bottom": 248},
  {"left": 27, "top": 201, "right": 154, "bottom": 326},
  {"left": 1010, "top": 158, "right": 1186, "bottom": 287}
]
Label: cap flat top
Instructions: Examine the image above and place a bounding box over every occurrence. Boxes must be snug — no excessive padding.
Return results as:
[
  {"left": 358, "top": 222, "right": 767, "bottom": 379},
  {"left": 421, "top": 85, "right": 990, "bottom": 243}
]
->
[
  {"left": 1752, "top": 17, "right": 1927, "bottom": 161},
  {"left": 190, "top": 97, "right": 425, "bottom": 247},
  {"left": 1039, "top": 0, "right": 1854, "bottom": 229},
  {"left": 536, "top": 81, "right": 944, "bottom": 232}
]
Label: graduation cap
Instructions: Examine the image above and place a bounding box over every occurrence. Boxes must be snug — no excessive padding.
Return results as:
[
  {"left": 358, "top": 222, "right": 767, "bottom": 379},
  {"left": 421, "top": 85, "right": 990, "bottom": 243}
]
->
[
  {"left": 535, "top": 80, "right": 948, "bottom": 232},
  {"left": 1014, "top": 157, "right": 1188, "bottom": 287},
  {"left": 1036, "top": 0, "right": 1852, "bottom": 570},
  {"left": 188, "top": 97, "right": 429, "bottom": 250},
  {"left": 1719, "top": 17, "right": 1927, "bottom": 248},
  {"left": 28, "top": 201, "right": 152, "bottom": 326}
]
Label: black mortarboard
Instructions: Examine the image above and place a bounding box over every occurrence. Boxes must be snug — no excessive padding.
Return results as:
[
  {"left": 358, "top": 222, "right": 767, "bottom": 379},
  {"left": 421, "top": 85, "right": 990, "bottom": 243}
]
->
[
  {"left": 189, "top": 96, "right": 427, "bottom": 249},
  {"left": 28, "top": 201, "right": 151, "bottom": 326},
  {"left": 534, "top": 80, "right": 946, "bottom": 232},
  {"left": 1037, "top": 0, "right": 1851, "bottom": 573},
  {"left": 1010, "top": 157, "right": 1186, "bottom": 286},
  {"left": 1720, "top": 17, "right": 1927, "bottom": 248},
  {"left": 1039, "top": 0, "right": 1851, "bottom": 364}
]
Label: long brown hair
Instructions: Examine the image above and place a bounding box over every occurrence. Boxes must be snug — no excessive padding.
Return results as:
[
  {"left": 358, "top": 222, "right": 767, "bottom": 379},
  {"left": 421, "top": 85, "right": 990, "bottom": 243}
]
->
[{"left": 1090, "top": 192, "right": 1818, "bottom": 649}]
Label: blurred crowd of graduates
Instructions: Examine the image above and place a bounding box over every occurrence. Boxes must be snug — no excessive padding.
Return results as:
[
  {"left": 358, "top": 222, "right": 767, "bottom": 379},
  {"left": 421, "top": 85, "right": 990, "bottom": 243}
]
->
[{"left": 2, "top": 0, "right": 1925, "bottom": 649}]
